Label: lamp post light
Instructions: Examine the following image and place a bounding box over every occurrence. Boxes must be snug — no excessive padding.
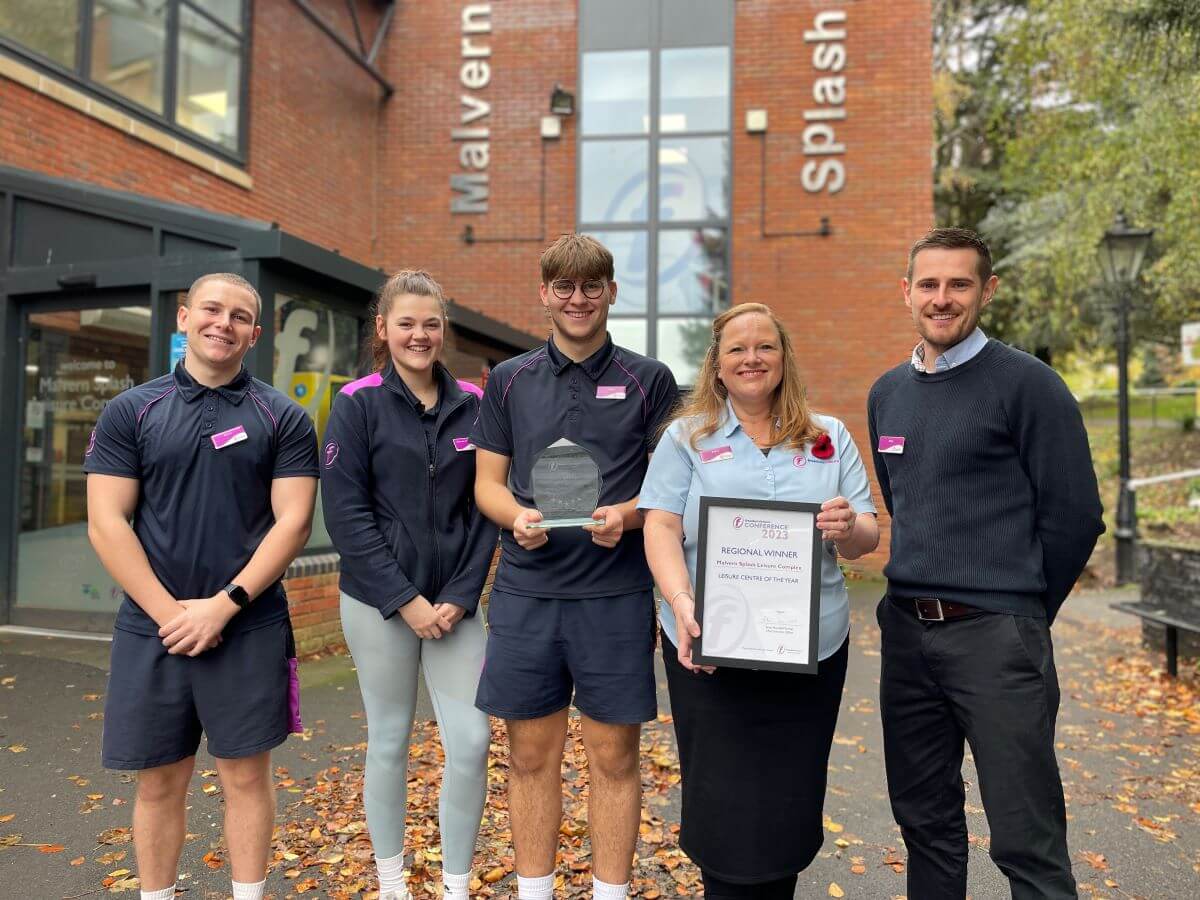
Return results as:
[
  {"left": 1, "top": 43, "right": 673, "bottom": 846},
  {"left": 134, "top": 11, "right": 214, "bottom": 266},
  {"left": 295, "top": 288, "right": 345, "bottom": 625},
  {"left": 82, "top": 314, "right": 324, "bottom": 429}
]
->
[{"left": 1098, "top": 211, "right": 1154, "bottom": 585}]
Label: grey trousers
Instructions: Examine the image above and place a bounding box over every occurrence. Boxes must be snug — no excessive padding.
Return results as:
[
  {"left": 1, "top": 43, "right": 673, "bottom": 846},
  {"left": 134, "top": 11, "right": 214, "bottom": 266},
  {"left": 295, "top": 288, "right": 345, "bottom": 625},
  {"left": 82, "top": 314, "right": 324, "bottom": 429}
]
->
[
  {"left": 877, "top": 596, "right": 1077, "bottom": 900},
  {"left": 340, "top": 593, "right": 490, "bottom": 874}
]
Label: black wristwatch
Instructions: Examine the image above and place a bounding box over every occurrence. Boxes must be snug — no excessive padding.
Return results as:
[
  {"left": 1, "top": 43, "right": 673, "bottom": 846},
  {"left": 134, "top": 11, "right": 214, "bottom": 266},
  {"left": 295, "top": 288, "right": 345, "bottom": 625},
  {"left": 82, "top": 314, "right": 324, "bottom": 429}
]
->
[{"left": 223, "top": 583, "right": 250, "bottom": 611}]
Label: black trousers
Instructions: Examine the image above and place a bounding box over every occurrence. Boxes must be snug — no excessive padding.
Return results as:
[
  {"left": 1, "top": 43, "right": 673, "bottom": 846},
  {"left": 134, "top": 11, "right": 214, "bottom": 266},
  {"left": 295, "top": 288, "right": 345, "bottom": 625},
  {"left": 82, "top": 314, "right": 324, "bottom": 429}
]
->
[
  {"left": 877, "top": 597, "right": 1076, "bottom": 900},
  {"left": 701, "top": 871, "right": 797, "bottom": 899}
]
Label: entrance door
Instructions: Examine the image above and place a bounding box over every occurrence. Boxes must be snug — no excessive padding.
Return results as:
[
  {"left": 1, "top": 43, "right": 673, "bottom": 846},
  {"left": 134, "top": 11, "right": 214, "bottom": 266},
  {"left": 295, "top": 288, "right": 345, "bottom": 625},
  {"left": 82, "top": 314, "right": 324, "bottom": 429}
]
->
[{"left": 12, "top": 296, "right": 153, "bottom": 632}]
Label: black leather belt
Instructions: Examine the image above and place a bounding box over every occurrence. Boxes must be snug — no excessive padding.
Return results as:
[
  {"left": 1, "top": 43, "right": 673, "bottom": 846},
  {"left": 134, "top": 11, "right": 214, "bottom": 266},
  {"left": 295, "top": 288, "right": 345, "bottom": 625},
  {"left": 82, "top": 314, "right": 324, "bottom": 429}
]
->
[{"left": 893, "top": 597, "right": 981, "bottom": 622}]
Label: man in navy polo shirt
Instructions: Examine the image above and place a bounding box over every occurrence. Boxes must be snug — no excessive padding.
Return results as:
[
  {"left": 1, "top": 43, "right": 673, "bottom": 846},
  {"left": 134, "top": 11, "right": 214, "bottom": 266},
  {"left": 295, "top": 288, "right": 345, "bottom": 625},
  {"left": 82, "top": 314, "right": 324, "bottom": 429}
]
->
[
  {"left": 473, "top": 234, "right": 678, "bottom": 900},
  {"left": 85, "top": 273, "right": 318, "bottom": 900}
]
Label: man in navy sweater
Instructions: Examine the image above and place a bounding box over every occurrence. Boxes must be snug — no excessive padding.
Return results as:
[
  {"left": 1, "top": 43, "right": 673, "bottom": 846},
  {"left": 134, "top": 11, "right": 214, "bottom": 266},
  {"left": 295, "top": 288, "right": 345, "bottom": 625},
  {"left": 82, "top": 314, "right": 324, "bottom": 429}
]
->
[{"left": 868, "top": 228, "right": 1104, "bottom": 899}]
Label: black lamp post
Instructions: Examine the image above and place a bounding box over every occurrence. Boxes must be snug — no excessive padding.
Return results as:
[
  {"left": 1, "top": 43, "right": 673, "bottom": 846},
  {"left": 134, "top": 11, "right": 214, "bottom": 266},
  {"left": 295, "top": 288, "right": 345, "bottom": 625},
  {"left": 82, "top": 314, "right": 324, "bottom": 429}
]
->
[{"left": 1098, "top": 211, "right": 1154, "bottom": 585}]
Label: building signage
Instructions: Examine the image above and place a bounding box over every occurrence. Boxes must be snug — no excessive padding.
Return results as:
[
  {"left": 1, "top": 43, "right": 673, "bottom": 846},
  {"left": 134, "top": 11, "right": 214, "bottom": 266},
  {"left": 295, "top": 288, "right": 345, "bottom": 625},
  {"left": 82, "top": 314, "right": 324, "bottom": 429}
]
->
[
  {"left": 1183, "top": 322, "right": 1200, "bottom": 366},
  {"left": 451, "top": 3, "right": 493, "bottom": 214},
  {"left": 802, "top": 9, "right": 847, "bottom": 195}
]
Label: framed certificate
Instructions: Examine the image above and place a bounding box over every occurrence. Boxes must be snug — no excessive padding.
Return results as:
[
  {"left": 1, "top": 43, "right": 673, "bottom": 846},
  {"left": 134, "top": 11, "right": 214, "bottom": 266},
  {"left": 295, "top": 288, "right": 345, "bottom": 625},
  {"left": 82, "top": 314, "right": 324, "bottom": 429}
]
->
[{"left": 693, "top": 497, "right": 823, "bottom": 673}]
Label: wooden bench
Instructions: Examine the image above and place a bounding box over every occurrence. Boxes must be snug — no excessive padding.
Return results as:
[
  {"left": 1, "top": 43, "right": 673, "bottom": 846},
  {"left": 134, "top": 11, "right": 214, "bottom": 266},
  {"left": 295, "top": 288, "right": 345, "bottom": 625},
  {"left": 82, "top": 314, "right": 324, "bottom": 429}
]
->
[{"left": 1111, "top": 602, "right": 1200, "bottom": 677}]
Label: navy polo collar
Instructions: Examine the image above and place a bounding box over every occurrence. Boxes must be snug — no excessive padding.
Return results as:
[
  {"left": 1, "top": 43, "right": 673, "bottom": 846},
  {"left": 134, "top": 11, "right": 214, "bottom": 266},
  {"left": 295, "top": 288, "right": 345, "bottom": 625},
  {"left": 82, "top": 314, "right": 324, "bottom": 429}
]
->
[
  {"left": 545, "top": 333, "right": 616, "bottom": 381},
  {"left": 173, "top": 361, "right": 252, "bottom": 404},
  {"left": 381, "top": 362, "right": 468, "bottom": 417}
]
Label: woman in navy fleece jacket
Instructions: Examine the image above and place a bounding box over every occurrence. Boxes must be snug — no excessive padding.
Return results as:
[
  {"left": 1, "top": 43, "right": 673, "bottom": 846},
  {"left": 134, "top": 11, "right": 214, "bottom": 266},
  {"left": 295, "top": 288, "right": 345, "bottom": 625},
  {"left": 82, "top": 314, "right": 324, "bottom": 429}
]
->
[{"left": 321, "top": 270, "right": 498, "bottom": 900}]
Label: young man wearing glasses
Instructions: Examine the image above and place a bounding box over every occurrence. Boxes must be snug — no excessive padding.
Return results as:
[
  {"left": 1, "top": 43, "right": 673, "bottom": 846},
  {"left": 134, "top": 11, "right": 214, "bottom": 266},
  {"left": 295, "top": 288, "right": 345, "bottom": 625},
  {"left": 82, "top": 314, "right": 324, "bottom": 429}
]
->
[{"left": 472, "top": 234, "right": 678, "bottom": 900}]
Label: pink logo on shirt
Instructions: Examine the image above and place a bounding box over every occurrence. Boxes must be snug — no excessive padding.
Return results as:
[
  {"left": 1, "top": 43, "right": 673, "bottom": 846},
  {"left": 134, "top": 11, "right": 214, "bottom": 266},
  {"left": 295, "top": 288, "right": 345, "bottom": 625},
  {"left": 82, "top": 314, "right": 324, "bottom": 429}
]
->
[
  {"left": 597, "top": 385, "right": 626, "bottom": 400},
  {"left": 324, "top": 441, "right": 339, "bottom": 468},
  {"left": 792, "top": 454, "right": 806, "bottom": 468},
  {"left": 877, "top": 435, "right": 906, "bottom": 454},
  {"left": 452, "top": 437, "right": 476, "bottom": 452},
  {"left": 85, "top": 429, "right": 96, "bottom": 457}
]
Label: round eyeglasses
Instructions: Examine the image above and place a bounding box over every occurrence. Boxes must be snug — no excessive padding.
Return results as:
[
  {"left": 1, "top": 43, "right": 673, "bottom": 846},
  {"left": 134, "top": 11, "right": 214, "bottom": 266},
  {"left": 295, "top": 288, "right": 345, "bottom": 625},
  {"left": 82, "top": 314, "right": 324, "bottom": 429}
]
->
[{"left": 550, "top": 279, "right": 607, "bottom": 300}]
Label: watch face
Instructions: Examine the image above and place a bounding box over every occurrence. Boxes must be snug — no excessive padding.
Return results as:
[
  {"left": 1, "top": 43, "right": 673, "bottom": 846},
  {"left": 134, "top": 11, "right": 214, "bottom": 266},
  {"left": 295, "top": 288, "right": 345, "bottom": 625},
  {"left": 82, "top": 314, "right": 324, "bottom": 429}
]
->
[{"left": 225, "top": 584, "right": 249, "bottom": 607}]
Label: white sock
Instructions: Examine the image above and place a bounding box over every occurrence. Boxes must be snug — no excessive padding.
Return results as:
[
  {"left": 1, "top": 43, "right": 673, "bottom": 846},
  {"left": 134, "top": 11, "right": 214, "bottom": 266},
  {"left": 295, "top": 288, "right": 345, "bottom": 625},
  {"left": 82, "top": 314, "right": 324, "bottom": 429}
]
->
[
  {"left": 443, "top": 870, "right": 470, "bottom": 896},
  {"left": 141, "top": 887, "right": 175, "bottom": 900},
  {"left": 231, "top": 879, "right": 266, "bottom": 900},
  {"left": 593, "top": 876, "right": 629, "bottom": 899},
  {"left": 517, "top": 872, "right": 554, "bottom": 899},
  {"left": 377, "top": 850, "right": 407, "bottom": 895}
]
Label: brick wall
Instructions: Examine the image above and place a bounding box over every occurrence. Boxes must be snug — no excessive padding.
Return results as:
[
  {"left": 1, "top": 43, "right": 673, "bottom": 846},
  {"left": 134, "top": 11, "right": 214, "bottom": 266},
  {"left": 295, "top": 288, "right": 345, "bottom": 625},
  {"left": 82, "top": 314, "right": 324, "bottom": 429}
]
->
[{"left": 0, "top": 0, "right": 388, "bottom": 265}]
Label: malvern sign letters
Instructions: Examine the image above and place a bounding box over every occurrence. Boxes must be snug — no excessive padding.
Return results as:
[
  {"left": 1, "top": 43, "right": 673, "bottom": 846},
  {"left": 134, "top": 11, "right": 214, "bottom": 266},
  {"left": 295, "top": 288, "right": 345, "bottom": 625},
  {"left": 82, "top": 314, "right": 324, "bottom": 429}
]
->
[{"left": 451, "top": 3, "right": 493, "bottom": 213}]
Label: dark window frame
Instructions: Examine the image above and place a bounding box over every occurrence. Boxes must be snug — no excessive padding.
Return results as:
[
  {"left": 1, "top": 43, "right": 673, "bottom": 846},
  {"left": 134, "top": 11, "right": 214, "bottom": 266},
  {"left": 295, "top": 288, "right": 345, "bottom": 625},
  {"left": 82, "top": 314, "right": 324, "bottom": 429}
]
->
[{"left": 0, "top": 0, "right": 253, "bottom": 165}]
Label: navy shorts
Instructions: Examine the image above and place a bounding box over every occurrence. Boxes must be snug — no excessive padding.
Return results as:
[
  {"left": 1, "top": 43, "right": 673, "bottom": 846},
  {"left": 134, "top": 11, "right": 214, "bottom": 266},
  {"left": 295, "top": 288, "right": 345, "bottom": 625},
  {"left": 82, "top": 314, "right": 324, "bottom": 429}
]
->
[
  {"left": 475, "top": 588, "right": 657, "bottom": 724},
  {"left": 102, "top": 618, "right": 296, "bottom": 770}
]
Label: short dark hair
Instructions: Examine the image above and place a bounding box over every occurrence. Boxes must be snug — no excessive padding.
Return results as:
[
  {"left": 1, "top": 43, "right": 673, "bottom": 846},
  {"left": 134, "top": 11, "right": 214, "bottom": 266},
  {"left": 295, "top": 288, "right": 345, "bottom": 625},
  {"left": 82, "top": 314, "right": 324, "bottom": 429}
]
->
[
  {"left": 906, "top": 227, "right": 993, "bottom": 282},
  {"left": 540, "top": 233, "right": 615, "bottom": 284},
  {"left": 185, "top": 273, "right": 263, "bottom": 323}
]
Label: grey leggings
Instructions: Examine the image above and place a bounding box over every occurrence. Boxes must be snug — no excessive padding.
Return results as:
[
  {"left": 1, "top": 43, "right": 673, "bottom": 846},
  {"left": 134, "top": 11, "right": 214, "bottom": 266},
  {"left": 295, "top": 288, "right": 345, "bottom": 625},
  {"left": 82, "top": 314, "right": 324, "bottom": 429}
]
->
[{"left": 340, "top": 593, "right": 490, "bottom": 873}]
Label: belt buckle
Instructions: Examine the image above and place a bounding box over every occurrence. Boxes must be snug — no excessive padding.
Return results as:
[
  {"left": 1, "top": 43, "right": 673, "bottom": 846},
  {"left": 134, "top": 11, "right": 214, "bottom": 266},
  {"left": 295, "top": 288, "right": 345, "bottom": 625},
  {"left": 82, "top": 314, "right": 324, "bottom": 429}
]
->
[{"left": 916, "top": 598, "right": 945, "bottom": 622}]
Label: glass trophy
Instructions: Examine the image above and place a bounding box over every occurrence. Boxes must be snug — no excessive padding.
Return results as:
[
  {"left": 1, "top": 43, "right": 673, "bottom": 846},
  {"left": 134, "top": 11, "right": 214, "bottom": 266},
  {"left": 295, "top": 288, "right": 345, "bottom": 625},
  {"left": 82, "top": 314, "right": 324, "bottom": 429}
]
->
[{"left": 529, "top": 438, "right": 606, "bottom": 528}]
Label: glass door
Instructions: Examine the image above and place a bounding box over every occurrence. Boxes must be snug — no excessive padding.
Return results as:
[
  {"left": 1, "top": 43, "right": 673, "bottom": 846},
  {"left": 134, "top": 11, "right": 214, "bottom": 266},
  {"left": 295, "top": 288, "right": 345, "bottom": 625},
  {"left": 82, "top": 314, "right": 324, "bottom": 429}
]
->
[{"left": 13, "top": 300, "right": 152, "bottom": 631}]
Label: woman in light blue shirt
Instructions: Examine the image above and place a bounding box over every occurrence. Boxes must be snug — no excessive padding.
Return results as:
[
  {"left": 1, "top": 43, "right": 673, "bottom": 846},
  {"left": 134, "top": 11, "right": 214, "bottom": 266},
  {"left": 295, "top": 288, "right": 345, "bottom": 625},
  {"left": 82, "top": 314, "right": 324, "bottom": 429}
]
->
[{"left": 639, "top": 302, "right": 879, "bottom": 900}]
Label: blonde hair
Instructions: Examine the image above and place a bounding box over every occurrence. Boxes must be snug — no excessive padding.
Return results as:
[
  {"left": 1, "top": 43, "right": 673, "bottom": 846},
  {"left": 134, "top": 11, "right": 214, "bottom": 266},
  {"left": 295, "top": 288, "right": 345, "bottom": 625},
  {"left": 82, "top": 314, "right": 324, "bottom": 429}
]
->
[
  {"left": 367, "top": 270, "right": 448, "bottom": 372},
  {"left": 671, "top": 303, "right": 825, "bottom": 451}
]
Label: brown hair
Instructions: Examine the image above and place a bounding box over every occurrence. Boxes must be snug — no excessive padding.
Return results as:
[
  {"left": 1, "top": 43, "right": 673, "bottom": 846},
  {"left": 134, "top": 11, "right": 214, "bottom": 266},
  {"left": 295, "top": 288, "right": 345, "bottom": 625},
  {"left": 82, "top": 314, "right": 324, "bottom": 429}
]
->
[
  {"left": 906, "top": 227, "right": 994, "bottom": 282},
  {"left": 539, "top": 233, "right": 615, "bottom": 284},
  {"left": 185, "top": 272, "right": 262, "bottom": 323},
  {"left": 669, "top": 303, "right": 825, "bottom": 452},
  {"left": 367, "top": 269, "right": 448, "bottom": 372}
]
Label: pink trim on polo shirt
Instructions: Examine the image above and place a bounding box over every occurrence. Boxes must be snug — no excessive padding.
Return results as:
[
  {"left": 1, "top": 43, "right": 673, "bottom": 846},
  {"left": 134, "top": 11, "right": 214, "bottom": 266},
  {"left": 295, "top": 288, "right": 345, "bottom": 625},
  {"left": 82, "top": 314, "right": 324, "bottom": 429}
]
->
[{"left": 457, "top": 378, "right": 483, "bottom": 397}]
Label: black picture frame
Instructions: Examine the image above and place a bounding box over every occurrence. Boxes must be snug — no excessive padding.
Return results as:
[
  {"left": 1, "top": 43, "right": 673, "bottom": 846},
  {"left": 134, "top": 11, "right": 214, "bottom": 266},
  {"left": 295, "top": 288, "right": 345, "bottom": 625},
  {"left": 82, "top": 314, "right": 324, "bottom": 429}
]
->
[{"left": 693, "top": 496, "right": 824, "bottom": 673}]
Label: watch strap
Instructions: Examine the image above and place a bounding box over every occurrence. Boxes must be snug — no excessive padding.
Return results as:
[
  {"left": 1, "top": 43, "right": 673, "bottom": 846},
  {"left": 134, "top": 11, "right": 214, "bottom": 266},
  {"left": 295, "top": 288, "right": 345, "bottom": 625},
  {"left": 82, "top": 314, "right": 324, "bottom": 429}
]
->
[{"left": 223, "top": 583, "right": 250, "bottom": 609}]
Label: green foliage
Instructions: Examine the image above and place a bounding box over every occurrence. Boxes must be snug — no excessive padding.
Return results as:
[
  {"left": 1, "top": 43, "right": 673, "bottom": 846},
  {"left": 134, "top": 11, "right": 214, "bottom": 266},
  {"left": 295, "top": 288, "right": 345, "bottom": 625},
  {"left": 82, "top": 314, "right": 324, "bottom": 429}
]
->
[
  {"left": 986, "top": 0, "right": 1200, "bottom": 355},
  {"left": 934, "top": 0, "right": 1200, "bottom": 358}
]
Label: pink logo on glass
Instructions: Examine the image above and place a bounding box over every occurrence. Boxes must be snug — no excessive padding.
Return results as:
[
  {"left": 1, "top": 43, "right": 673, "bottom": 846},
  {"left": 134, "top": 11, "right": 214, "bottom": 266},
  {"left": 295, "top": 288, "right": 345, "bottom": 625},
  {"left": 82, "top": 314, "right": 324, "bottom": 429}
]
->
[{"left": 733, "top": 516, "right": 744, "bottom": 529}]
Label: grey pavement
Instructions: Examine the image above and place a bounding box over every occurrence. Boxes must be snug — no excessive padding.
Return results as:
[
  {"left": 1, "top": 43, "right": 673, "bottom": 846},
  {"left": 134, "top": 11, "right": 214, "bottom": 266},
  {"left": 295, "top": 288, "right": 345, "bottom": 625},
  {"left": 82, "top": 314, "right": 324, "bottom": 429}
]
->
[{"left": 1, "top": 582, "right": 1196, "bottom": 899}]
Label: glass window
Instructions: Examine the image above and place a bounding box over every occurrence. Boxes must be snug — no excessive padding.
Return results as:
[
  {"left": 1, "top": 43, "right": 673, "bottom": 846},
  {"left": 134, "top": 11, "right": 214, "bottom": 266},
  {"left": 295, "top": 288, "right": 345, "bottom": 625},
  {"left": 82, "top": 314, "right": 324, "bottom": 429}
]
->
[
  {"left": 18, "top": 306, "right": 151, "bottom": 614},
  {"left": 192, "top": 0, "right": 242, "bottom": 32},
  {"left": 0, "top": 0, "right": 78, "bottom": 68},
  {"left": 584, "top": 230, "right": 649, "bottom": 313},
  {"left": 90, "top": 0, "right": 168, "bottom": 114},
  {"left": 659, "top": 137, "right": 728, "bottom": 221},
  {"left": 581, "top": 50, "right": 649, "bottom": 135},
  {"left": 580, "top": 140, "right": 650, "bottom": 224},
  {"left": 657, "top": 228, "right": 728, "bottom": 314},
  {"left": 273, "top": 294, "right": 362, "bottom": 550},
  {"left": 176, "top": 6, "right": 241, "bottom": 151},
  {"left": 660, "top": 46, "right": 730, "bottom": 133},
  {"left": 657, "top": 318, "right": 711, "bottom": 385},
  {"left": 2, "top": 1, "right": 247, "bottom": 155},
  {"left": 608, "top": 318, "right": 648, "bottom": 355}
]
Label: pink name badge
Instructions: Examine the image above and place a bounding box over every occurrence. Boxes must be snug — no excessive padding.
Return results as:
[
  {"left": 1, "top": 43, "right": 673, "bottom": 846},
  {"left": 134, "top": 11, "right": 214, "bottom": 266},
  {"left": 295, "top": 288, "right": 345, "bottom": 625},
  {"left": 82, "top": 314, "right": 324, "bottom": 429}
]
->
[
  {"left": 596, "top": 385, "right": 626, "bottom": 400},
  {"left": 699, "top": 445, "right": 734, "bottom": 464},
  {"left": 878, "top": 435, "right": 906, "bottom": 455},
  {"left": 211, "top": 425, "right": 247, "bottom": 450},
  {"left": 452, "top": 437, "right": 476, "bottom": 452}
]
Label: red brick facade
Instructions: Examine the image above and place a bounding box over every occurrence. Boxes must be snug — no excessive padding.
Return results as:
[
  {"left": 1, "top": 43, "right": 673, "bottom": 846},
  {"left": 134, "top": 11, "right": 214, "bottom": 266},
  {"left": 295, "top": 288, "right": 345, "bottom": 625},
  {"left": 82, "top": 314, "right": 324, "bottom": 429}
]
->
[{"left": 2, "top": 1, "right": 932, "bottom": 644}]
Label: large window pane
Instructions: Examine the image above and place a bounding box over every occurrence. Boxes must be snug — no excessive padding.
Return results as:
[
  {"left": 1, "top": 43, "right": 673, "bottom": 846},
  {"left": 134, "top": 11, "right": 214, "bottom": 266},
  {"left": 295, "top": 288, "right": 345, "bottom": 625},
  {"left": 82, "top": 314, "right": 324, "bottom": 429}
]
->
[
  {"left": 177, "top": 6, "right": 241, "bottom": 150},
  {"left": 18, "top": 307, "right": 151, "bottom": 613},
  {"left": 581, "top": 50, "right": 649, "bottom": 135},
  {"left": 658, "top": 228, "right": 728, "bottom": 313},
  {"left": 608, "top": 318, "right": 648, "bottom": 355},
  {"left": 584, "top": 230, "right": 648, "bottom": 313},
  {"left": 0, "top": 0, "right": 78, "bottom": 68},
  {"left": 657, "top": 318, "right": 711, "bottom": 385},
  {"left": 91, "top": 0, "right": 167, "bottom": 114},
  {"left": 191, "top": 0, "right": 243, "bottom": 33},
  {"left": 660, "top": 46, "right": 730, "bottom": 133},
  {"left": 659, "top": 137, "right": 728, "bottom": 221},
  {"left": 273, "top": 295, "right": 362, "bottom": 549},
  {"left": 580, "top": 140, "right": 649, "bottom": 223}
]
